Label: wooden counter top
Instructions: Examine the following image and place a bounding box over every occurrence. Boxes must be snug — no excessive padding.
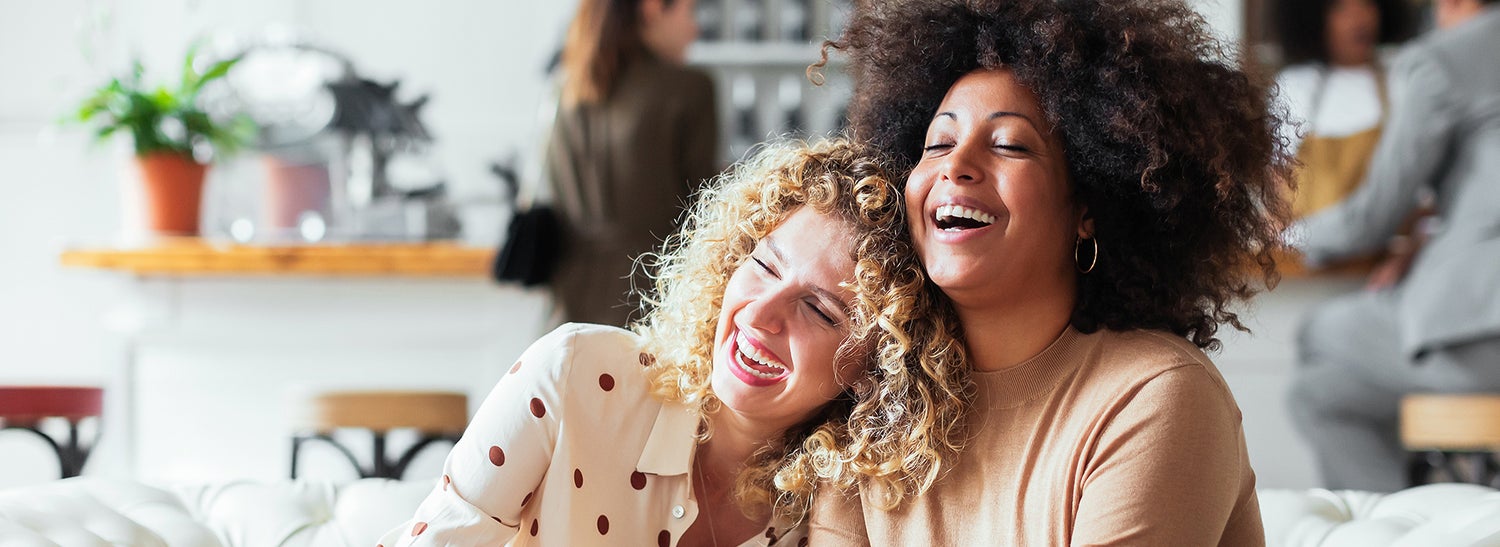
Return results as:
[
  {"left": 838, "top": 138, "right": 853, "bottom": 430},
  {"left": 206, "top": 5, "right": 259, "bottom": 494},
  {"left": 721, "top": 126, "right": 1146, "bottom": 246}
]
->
[{"left": 60, "top": 239, "right": 495, "bottom": 277}]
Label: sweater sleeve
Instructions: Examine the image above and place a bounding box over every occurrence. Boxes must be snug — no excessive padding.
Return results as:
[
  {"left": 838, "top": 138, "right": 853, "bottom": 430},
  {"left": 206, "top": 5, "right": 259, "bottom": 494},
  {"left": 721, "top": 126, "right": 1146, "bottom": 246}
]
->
[
  {"left": 1071, "top": 365, "right": 1260, "bottom": 547},
  {"left": 808, "top": 482, "right": 872, "bottom": 546},
  {"left": 382, "top": 325, "right": 580, "bottom": 546}
]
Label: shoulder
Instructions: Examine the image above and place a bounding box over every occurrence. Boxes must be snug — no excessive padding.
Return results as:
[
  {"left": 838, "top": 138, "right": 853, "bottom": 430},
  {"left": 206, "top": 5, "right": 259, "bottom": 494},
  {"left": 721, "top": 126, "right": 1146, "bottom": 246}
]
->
[
  {"left": 521, "top": 323, "right": 647, "bottom": 378},
  {"left": 1082, "top": 329, "right": 1237, "bottom": 411}
]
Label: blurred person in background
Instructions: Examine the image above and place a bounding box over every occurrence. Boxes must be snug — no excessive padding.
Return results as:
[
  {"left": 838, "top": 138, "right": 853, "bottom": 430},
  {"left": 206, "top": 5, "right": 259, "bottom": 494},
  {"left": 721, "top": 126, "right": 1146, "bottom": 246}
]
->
[
  {"left": 1288, "top": 0, "right": 1500, "bottom": 492},
  {"left": 548, "top": 0, "right": 720, "bottom": 327},
  {"left": 1273, "top": 0, "right": 1412, "bottom": 219}
]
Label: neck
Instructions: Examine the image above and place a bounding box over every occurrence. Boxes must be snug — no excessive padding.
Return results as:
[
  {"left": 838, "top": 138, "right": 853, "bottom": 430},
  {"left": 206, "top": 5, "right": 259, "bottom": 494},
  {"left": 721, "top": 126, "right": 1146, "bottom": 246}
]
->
[
  {"left": 952, "top": 287, "right": 1075, "bottom": 372},
  {"left": 698, "top": 410, "right": 776, "bottom": 486}
]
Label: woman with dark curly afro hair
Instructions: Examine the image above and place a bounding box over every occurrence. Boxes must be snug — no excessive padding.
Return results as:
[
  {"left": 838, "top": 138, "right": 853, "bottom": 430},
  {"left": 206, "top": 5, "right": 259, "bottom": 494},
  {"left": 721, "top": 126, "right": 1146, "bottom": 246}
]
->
[{"left": 808, "top": 0, "right": 1292, "bottom": 544}]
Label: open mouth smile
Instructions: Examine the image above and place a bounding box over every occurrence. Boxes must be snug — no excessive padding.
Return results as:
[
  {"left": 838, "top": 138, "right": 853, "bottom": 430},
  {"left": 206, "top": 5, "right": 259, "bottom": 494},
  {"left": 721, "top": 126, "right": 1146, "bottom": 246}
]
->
[
  {"left": 934, "top": 204, "right": 997, "bottom": 231},
  {"left": 729, "top": 331, "right": 790, "bottom": 386}
]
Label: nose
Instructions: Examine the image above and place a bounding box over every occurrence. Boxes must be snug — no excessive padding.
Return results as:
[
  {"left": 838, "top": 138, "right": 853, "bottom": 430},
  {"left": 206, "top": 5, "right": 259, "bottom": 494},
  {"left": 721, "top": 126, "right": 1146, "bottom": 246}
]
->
[
  {"left": 738, "top": 283, "right": 793, "bottom": 336},
  {"left": 939, "top": 140, "right": 985, "bottom": 186}
]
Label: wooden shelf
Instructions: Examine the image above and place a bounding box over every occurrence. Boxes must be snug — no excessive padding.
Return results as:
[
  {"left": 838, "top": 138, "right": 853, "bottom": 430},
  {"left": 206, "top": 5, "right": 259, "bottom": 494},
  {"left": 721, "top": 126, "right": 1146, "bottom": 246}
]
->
[{"left": 60, "top": 239, "right": 495, "bottom": 278}]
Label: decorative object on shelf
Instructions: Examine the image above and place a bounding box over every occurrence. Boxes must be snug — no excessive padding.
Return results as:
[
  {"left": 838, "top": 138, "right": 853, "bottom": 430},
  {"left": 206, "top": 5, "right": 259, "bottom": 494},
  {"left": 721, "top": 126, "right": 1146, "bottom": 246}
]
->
[
  {"left": 209, "top": 35, "right": 461, "bottom": 243},
  {"left": 70, "top": 45, "right": 256, "bottom": 236}
]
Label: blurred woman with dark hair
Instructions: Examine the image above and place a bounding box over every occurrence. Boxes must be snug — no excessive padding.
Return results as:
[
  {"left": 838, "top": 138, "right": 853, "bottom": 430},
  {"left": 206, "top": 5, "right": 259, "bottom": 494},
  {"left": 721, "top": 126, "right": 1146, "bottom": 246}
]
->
[
  {"left": 547, "top": 0, "right": 720, "bottom": 327},
  {"left": 1274, "top": 0, "right": 1413, "bottom": 218}
]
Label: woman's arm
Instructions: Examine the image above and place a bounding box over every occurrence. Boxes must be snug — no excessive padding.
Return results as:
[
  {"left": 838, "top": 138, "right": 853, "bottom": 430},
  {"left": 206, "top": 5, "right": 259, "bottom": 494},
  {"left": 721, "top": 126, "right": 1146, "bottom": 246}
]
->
[
  {"left": 1071, "top": 365, "right": 1260, "bottom": 546},
  {"left": 383, "top": 326, "right": 581, "bottom": 545}
]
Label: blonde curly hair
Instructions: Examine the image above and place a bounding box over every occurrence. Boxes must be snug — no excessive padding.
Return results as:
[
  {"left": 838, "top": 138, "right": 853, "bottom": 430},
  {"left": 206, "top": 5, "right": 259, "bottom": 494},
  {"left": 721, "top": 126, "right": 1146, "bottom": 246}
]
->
[{"left": 632, "top": 138, "right": 971, "bottom": 523}]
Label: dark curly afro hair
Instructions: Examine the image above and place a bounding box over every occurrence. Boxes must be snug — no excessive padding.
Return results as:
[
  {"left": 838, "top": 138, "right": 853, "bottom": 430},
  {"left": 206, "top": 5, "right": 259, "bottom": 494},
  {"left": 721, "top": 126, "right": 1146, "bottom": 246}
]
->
[{"left": 827, "top": 0, "right": 1294, "bottom": 350}]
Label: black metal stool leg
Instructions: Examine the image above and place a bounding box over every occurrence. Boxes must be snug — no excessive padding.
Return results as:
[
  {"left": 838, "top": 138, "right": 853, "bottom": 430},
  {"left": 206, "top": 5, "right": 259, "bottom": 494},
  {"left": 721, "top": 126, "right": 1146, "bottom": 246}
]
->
[
  {"left": 370, "top": 433, "right": 389, "bottom": 479},
  {"left": 1408, "top": 451, "right": 1433, "bottom": 487},
  {"left": 290, "top": 435, "right": 304, "bottom": 479}
]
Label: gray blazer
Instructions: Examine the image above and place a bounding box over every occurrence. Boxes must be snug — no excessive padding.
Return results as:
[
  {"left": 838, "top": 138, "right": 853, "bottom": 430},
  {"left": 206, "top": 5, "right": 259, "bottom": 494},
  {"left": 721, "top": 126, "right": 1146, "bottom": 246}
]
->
[{"left": 1298, "top": 6, "right": 1500, "bottom": 358}]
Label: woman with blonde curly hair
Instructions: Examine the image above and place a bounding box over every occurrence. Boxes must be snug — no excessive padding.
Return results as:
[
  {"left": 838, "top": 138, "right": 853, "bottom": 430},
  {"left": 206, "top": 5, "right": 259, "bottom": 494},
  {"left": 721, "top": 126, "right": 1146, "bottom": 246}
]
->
[
  {"left": 812, "top": 0, "right": 1289, "bottom": 544},
  {"left": 380, "top": 138, "right": 965, "bottom": 546}
]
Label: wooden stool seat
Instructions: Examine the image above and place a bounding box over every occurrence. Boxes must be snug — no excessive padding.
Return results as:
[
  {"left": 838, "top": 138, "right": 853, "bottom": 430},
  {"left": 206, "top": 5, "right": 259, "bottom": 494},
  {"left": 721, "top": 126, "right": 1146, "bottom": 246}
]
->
[
  {"left": 0, "top": 386, "right": 104, "bottom": 478},
  {"left": 290, "top": 389, "right": 468, "bottom": 479},
  {"left": 1401, "top": 394, "right": 1500, "bottom": 487},
  {"left": 299, "top": 390, "right": 468, "bottom": 435}
]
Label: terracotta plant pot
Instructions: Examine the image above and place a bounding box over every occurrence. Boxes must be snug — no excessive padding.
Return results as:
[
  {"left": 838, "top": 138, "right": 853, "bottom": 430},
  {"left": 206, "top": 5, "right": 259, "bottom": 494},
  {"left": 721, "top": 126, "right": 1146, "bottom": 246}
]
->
[{"left": 135, "top": 152, "right": 209, "bottom": 236}]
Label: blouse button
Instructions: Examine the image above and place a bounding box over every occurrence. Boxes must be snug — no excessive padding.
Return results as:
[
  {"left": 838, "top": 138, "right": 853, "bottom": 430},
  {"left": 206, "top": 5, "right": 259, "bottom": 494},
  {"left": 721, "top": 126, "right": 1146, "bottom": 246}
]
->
[{"left": 671, "top": 505, "right": 686, "bottom": 519}]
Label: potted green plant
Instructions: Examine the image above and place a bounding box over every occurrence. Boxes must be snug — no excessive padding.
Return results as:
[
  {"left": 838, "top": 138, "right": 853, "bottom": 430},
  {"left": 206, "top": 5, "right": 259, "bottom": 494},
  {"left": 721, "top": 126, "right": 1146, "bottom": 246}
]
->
[{"left": 73, "top": 46, "right": 256, "bottom": 236}]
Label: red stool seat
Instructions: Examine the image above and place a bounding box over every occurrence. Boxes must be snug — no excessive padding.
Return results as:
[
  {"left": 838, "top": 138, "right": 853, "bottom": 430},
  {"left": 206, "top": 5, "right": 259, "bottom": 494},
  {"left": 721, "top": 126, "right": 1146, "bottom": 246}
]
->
[{"left": 0, "top": 386, "right": 104, "bottom": 478}]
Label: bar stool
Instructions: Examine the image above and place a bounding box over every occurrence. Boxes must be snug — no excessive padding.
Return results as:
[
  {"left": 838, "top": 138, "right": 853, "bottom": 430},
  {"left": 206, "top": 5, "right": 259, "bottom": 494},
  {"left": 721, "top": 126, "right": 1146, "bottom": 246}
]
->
[
  {"left": 0, "top": 386, "right": 104, "bottom": 478},
  {"left": 1401, "top": 394, "right": 1500, "bottom": 487},
  {"left": 290, "top": 390, "right": 467, "bottom": 479}
]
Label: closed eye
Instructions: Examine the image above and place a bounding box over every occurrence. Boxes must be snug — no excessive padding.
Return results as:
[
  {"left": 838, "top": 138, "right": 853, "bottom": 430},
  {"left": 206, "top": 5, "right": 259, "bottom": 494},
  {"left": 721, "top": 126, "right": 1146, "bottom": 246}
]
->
[
  {"left": 806, "top": 301, "right": 836, "bottom": 326},
  {"left": 752, "top": 257, "right": 777, "bottom": 277}
]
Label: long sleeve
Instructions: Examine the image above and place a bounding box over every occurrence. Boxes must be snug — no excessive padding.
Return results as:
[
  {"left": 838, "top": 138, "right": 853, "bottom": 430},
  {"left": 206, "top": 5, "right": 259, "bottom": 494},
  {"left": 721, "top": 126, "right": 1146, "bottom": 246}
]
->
[
  {"left": 1070, "top": 366, "right": 1262, "bottom": 547},
  {"left": 1295, "top": 47, "right": 1458, "bottom": 265},
  {"left": 382, "top": 326, "right": 580, "bottom": 546}
]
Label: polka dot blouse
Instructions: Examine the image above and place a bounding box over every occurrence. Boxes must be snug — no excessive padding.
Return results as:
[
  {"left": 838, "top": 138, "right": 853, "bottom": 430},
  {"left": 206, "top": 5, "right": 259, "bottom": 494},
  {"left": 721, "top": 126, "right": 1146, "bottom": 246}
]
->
[{"left": 379, "top": 323, "right": 806, "bottom": 546}]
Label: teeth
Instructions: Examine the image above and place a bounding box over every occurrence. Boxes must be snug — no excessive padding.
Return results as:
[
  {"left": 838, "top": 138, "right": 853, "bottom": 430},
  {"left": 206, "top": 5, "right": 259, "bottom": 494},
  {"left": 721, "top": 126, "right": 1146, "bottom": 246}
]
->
[
  {"left": 935, "top": 204, "right": 996, "bottom": 227},
  {"left": 735, "top": 333, "right": 787, "bottom": 379}
]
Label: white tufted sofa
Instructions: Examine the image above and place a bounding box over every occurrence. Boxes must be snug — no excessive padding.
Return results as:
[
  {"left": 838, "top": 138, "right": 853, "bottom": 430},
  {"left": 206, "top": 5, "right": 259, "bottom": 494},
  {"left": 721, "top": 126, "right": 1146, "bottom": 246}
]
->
[{"left": 4, "top": 478, "right": 1500, "bottom": 546}]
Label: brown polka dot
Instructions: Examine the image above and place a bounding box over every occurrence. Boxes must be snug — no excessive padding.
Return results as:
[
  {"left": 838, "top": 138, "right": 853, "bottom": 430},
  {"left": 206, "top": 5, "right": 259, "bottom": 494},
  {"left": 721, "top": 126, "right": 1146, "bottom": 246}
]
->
[
  {"left": 442, "top": 475, "right": 450, "bottom": 491},
  {"left": 597, "top": 515, "right": 610, "bottom": 534},
  {"left": 489, "top": 445, "right": 505, "bottom": 466},
  {"left": 639, "top": 352, "right": 655, "bottom": 367},
  {"left": 530, "top": 519, "right": 539, "bottom": 536},
  {"left": 599, "top": 373, "right": 615, "bottom": 391},
  {"left": 658, "top": 530, "right": 671, "bottom": 547},
  {"left": 630, "top": 471, "right": 647, "bottom": 490},
  {"left": 530, "top": 397, "right": 546, "bottom": 417},
  {"left": 522, "top": 491, "right": 534, "bottom": 507},
  {"left": 509, "top": 360, "right": 521, "bottom": 374},
  {"left": 574, "top": 468, "right": 584, "bottom": 488},
  {"left": 411, "top": 522, "right": 427, "bottom": 536}
]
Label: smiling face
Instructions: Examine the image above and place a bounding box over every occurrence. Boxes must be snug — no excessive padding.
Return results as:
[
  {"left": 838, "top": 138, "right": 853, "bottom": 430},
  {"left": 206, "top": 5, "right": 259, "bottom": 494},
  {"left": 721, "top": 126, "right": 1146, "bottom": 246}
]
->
[
  {"left": 906, "top": 68, "right": 1084, "bottom": 312},
  {"left": 711, "top": 206, "right": 864, "bottom": 431}
]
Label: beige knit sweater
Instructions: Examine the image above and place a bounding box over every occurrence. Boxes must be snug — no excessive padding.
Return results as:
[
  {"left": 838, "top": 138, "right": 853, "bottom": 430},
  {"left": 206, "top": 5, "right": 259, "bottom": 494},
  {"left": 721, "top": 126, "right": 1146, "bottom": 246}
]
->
[{"left": 811, "top": 327, "right": 1264, "bottom": 546}]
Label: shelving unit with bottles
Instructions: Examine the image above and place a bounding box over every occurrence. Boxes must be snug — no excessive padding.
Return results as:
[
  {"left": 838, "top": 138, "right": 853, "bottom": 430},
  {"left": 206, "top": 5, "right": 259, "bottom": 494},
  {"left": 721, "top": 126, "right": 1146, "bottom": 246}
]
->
[{"left": 688, "top": 0, "right": 853, "bottom": 164}]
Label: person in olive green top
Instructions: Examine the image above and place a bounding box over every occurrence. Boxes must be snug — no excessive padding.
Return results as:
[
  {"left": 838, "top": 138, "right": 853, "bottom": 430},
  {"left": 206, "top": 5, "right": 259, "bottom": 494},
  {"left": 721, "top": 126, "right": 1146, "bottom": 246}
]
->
[
  {"left": 547, "top": 0, "right": 720, "bottom": 327},
  {"left": 811, "top": 0, "right": 1292, "bottom": 544}
]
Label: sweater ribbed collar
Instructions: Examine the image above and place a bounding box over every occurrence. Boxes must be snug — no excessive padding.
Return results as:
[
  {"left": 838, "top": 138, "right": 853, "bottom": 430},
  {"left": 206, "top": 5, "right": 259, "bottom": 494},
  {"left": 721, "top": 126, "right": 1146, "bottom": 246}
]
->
[{"left": 971, "top": 326, "right": 1095, "bottom": 409}]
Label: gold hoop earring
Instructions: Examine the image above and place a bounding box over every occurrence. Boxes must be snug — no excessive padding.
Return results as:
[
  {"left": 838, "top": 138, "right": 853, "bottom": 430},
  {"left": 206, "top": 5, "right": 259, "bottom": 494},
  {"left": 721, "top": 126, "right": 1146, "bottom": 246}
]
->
[{"left": 1075, "top": 235, "right": 1098, "bottom": 274}]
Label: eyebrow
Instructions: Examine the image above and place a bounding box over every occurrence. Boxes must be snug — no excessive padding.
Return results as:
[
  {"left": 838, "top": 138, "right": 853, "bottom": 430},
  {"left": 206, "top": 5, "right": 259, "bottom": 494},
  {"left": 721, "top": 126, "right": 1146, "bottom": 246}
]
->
[
  {"left": 934, "top": 110, "right": 1039, "bottom": 127},
  {"left": 767, "top": 238, "right": 853, "bottom": 314}
]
